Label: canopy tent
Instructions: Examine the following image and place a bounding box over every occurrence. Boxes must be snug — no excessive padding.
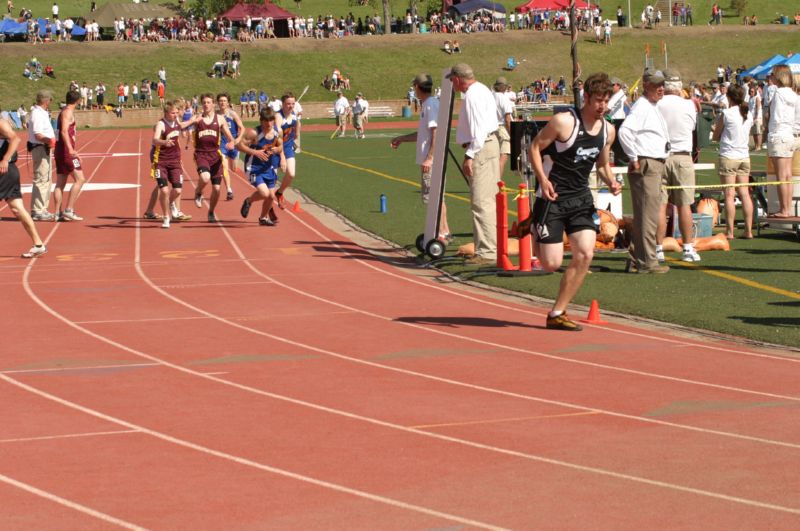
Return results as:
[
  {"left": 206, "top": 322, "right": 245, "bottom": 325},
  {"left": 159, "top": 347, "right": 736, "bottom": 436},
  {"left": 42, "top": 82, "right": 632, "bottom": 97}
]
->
[
  {"left": 515, "top": 0, "right": 593, "bottom": 12},
  {"left": 0, "top": 16, "right": 27, "bottom": 35},
  {"left": 449, "top": 0, "right": 507, "bottom": 16},
  {"left": 219, "top": 1, "right": 297, "bottom": 37},
  {"left": 777, "top": 54, "right": 800, "bottom": 75},
  {"left": 87, "top": 2, "right": 178, "bottom": 27},
  {"left": 739, "top": 54, "right": 787, "bottom": 81}
]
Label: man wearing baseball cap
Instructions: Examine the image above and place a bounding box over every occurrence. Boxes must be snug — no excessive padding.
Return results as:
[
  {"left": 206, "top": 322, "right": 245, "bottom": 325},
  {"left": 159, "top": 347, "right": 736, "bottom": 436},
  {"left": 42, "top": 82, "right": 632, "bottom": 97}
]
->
[
  {"left": 618, "top": 68, "right": 670, "bottom": 273},
  {"left": 657, "top": 67, "right": 701, "bottom": 262},
  {"left": 391, "top": 73, "right": 451, "bottom": 242},
  {"left": 447, "top": 63, "right": 500, "bottom": 266}
]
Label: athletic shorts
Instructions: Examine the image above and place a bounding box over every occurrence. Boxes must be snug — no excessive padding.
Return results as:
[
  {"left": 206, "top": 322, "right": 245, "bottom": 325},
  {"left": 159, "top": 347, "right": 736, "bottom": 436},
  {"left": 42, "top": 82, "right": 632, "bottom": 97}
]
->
[
  {"left": 0, "top": 163, "right": 22, "bottom": 201},
  {"left": 220, "top": 145, "right": 239, "bottom": 160},
  {"left": 283, "top": 144, "right": 296, "bottom": 159},
  {"left": 55, "top": 153, "right": 82, "bottom": 175},
  {"left": 661, "top": 153, "right": 695, "bottom": 206},
  {"left": 249, "top": 170, "right": 277, "bottom": 189},
  {"left": 718, "top": 157, "right": 751, "bottom": 181},
  {"left": 195, "top": 151, "right": 224, "bottom": 184},
  {"left": 532, "top": 193, "right": 597, "bottom": 245},
  {"left": 152, "top": 162, "right": 183, "bottom": 188}
]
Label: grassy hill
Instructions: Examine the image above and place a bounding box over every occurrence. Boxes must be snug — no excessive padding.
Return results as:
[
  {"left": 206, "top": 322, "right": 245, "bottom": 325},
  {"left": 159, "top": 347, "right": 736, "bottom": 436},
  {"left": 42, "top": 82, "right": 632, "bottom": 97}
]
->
[
  {"left": 9, "top": 0, "right": 800, "bottom": 26},
  {"left": 2, "top": 25, "right": 799, "bottom": 110}
]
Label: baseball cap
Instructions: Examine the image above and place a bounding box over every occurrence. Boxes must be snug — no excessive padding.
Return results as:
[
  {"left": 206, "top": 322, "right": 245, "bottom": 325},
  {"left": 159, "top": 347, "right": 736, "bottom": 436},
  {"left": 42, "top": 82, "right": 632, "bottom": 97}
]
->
[
  {"left": 445, "top": 63, "right": 473, "bottom": 79},
  {"left": 663, "top": 68, "right": 681, "bottom": 82},
  {"left": 642, "top": 68, "right": 665, "bottom": 85},
  {"left": 411, "top": 73, "right": 433, "bottom": 88},
  {"left": 493, "top": 76, "right": 508, "bottom": 90}
]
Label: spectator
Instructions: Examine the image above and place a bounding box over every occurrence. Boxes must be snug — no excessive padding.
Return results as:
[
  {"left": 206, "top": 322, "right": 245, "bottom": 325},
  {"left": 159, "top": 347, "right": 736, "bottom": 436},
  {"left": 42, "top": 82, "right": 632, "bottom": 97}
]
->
[
  {"left": 27, "top": 90, "right": 56, "bottom": 221},
  {"left": 748, "top": 84, "right": 763, "bottom": 152},
  {"left": 766, "top": 64, "right": 798, "bottom": 218}
]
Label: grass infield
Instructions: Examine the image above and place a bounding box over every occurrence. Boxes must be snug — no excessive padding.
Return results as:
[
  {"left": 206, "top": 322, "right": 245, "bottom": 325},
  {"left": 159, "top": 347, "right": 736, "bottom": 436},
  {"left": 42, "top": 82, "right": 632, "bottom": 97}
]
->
[{"left": 295, "top": 125, "right": 800, "bottom": 349}]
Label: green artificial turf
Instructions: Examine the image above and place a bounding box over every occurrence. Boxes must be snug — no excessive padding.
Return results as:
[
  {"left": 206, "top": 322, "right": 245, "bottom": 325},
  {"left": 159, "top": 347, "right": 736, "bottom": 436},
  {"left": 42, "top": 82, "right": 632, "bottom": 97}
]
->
[{"left": 295, "top": 126, "right": 800, "bottom": 349}]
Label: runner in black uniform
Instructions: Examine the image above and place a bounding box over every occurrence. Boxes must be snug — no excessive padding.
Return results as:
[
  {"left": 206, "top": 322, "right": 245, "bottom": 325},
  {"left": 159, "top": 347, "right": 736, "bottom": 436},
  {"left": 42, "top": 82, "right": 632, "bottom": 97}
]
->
[
  {"left": 0, "top": 119, "right": 46, "bottom": 258},
  {"left": 525, "top": 72, "right": 621, "bottom": 331}
]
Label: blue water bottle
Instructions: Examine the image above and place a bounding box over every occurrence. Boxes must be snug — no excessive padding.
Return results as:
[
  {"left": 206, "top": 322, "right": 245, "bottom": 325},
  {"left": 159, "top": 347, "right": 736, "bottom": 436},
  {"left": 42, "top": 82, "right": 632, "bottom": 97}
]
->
[{"left": 379, "top": 194, "right": 387, "bottom": 214}]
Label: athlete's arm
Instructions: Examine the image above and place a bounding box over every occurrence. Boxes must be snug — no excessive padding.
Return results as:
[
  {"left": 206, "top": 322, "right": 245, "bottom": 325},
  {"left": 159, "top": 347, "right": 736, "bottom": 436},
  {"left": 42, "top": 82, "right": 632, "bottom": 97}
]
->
[
  {"left": 390, "top": 131, "right": 417, "bottom": 149},
  {"left": 0, "top": 121, "right": 20, "bottom": 175},
  {"left": 711, "top": 112, "right": 724, "bottom": 143},
  {"left": 596, "top": 124, "right": 621, "bottom": 195},
  {"left": 528, "top": 112, "right": 572, "bottom": 201},
  {"left": 151, "top": 120, "right": 171, "bottom": 147},
  {"left": 232, "top": 111, "right": 244, "bottom": 143},
  {"left": 60, "top": 107, "right": 77, "bottom": 157},
  {"left": 237, "top": 128, "right": 268, "bottom": 161}
]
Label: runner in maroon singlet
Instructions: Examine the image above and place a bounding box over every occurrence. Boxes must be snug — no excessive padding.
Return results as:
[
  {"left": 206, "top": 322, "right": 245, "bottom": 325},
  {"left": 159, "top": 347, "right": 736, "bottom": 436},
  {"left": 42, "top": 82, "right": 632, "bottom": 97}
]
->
[
  {"left": 143, "top": 101, "right": 197, "bottom": 228},
  {"left": 193, "top": 93, "right": 235, "bottom": 223},
  {"left": 53, "top": 90, "right": 86, "bottom": 221}
]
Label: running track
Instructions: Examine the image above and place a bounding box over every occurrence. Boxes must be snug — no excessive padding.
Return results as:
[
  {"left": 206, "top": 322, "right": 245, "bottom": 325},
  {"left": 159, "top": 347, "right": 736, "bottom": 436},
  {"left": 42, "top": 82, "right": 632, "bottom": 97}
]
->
[{"left": 1, "top": 129, "right": 799, "bottom": 529}]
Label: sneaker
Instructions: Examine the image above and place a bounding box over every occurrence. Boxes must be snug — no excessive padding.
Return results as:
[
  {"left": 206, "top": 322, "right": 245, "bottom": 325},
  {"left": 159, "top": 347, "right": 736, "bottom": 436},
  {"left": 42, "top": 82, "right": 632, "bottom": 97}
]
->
[
  {"left": 194, "top": 193, "right": 203, "bottom": 208},
  {"left": 226, "top": 190, "right": 234, "bottom": 201},
  {"left": 268, "top": 208, "right": 279, "bottom": 224},
  {"left": 656, "top": 249, "right": 665, "bottom": 262},
  {"left": 240, "top": 198, "right": 251, "bottom": 218},
  {"left": 276, "top": 192, "right": 286, "bottom": 210},
  {"left": 172, "top": 212, "right": 192, "bottom": 222},
  {"left": 62, "top": 210, "right": 83, "bottom": 221},
  {"left": 55, "top": 212, "right": 67, "bottom": 222},
  {"left": 161, "top": 218, "right": 170, "bottom": 229},
  {"left": 639, "top": 264, "right": 670, "bottom": 274},
  {"left": 546, "top": 312, "right": 583, "bottom": 331},
  {"left": 682, "top": 248, "right": 701, "bottom": 262},
  {"left": 207, "top": 212, "right": 218, "bottom": 223},
  {"left": 32, "top": 212, "right": 55, "bottom": 222},
  {"left": 259, "top": 217, "right": 275, "bottom": 226},
  {"left": 464, "top": 255, "right": 495, "bottom": 266},
  {"left": 22, "top": 245, "right": 47, "bottom": 258},
  {"left": 143, "top": 211, "right": 161, "bottom": 220}
]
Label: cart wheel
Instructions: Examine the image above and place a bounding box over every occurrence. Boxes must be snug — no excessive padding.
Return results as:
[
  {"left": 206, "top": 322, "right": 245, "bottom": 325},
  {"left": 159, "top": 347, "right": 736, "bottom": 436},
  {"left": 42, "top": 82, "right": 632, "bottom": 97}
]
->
[
  {"left": 415, "top": 233, "right": 426, "bottom": 253},
  {"left": 426, "top": 239, "right": 446, "bottom": 259}
]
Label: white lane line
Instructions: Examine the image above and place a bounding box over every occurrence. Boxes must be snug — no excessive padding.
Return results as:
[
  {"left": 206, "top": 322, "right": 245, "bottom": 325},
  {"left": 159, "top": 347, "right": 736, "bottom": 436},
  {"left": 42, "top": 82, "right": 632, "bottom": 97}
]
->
[
  {"left": 75, "top": 317, "right": 211, "bottom": 325},
  {"left": 218, "top": 208, "right": 800, "bottom": 405},
  {"left": 1, "top": 363, "right": 160, "bottom": 374},
  {"left": 1, "top": 429, "right": 139, "bottom": 444},
  {"left": 0, "top": 470, "right": 145, "bottom": 529},
  {"left": 16, "top": 132, "right": 800, "bottom": 519}
]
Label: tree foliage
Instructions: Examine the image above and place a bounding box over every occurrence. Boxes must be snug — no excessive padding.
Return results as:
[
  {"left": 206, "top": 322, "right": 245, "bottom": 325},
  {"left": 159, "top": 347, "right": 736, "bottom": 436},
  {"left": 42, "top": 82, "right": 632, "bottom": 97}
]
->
[{"left": 730, "top": 0, "right": 748, "bottom": 16}]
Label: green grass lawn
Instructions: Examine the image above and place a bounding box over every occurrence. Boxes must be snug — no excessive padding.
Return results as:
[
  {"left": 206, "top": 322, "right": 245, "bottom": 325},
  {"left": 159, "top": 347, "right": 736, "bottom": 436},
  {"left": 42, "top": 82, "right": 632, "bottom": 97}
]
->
[
  {"left": 10, "top": 0, "right": 798, "bottom": 28},
  {"left": 294, "top": 125, "right": 800, "bottom": 349},
  {"left": 2, "top": 27, "right": 799, "bottom": 110}
]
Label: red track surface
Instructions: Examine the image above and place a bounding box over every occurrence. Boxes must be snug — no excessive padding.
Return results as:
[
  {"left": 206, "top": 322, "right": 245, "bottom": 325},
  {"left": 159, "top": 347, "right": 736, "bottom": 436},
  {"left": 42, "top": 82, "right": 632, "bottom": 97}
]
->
[{"left": 2, "top": 130, "right": 799, "bottom": 528}]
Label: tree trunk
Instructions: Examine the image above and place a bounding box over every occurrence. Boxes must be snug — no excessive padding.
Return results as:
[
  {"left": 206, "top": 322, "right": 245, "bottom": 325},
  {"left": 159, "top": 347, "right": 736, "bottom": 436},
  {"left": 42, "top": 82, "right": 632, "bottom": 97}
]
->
[{"left": 382, "top": 0, "right": 391, "bottom": 34}]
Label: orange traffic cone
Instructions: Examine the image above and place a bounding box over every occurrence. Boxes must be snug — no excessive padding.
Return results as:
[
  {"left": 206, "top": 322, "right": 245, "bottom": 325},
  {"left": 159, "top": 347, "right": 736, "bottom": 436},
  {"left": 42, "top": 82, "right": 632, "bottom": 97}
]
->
[
  {"left": 292, "top": 201, "right": 302, "bottom": 213},
  {"left": 500, "top": 254, "right": 517, "bottom": 271},
  {"left": 581, "top": 299, "right": 608, "bottom": 324}
]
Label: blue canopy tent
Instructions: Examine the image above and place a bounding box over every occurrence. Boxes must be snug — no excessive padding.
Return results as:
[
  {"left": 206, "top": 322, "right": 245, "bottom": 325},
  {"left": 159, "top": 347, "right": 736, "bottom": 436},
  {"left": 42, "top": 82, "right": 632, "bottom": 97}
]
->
[
  {"left": 740, "top": 54, "right": 787, "bottom": 81},
  {"left": 0, "top": 17, "right": 29, "bottom": 36},
  {"left": 449, "top": 0, "right": 507, "bottom": 16},
  {"left": 777, "top": 54, "right": 800, "bottom": 75}
]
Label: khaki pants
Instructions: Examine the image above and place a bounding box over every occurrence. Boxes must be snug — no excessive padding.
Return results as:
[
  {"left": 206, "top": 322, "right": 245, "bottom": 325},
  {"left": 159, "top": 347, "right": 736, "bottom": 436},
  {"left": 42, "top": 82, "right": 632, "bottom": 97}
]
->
[
  {"left": 469, "top": 134, "right": 500, "bottom": 259},
  {"left": 628, "top": 157, "right": 665, "bottom": 270},
  {"left": 30, "top": 145, "right": 52, "bottom": 215}
]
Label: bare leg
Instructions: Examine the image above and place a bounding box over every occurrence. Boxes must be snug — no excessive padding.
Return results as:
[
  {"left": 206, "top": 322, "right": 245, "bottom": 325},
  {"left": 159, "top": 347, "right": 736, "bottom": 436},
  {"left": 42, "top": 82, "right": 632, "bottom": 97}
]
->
[
  {"left": 53, "top": 173, "right": 67, "bottom": 215},
  {"left": 66, "top": 170, "right": 86, "bottom": 211},
  {"left": 7, "top": 198, "right": 43, "bottom": 246},
  {"left": 208, "top": 184, "right": 221, "bottom": 215},
  {"left": 676, "top": 205, "right": 694, "bottom": 246},
  {"left": 736, "top": 176, "right": 754, "bottom": 237},
  {"left": 145, "top": 185, "right": 159, "bottom": 214},
  {"left": 159, "top": 186, "right": 170, "bottom": 218}
]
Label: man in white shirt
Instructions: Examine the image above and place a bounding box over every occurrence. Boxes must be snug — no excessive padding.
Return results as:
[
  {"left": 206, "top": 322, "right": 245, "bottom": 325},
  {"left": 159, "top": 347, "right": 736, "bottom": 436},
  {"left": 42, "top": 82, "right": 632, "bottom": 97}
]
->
[
  {"left": 27, "top": 90, "right": 56, "bottom": 221},
  {"left": 158, "top": 66, "right": 167, "bottom": 87},
  {"left": 448, "top": 63, "right": 500, "bottom": 265},
  {"left": 332, "top": 91, "right": 349, "bottom": 138},
  {"left": 607, "top": 77, "right": 627, "bottom": 120},
  {"left": 657, "top": 68, "right": 700, "bottom": 263},
  {"left": 618, "top": 69, "right": 670, "bottom": 274},
  {"left": 391, "top": 73, "right": 450, "bottom": 241},
  {"left": 493, "top": 77, "right": 514, "bottom": 176},
  {"left": 351, "top": 92, "right": 369, "bottom": 139},
  {"left": 710, "top": 83, "right": 728, "bottom": 111},
  {"left": 51, "top": 2, "right": 58, "bottom": 19}
]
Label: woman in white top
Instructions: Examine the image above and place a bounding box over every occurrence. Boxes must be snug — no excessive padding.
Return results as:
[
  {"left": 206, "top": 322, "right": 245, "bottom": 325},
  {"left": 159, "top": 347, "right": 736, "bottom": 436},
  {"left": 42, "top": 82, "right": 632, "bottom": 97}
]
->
[
  {"left": 766, "top": 64, "right": 798, "bottom": 218},
  {"left": 713, "top": 85, "right": 754, "bottom": 238}
]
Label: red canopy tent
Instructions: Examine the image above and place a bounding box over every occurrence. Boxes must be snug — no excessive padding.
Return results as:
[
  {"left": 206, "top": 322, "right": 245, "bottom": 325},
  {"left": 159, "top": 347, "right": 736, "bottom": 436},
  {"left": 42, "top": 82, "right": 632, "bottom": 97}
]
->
[
  {"left": 220, "top": 1, "right": 297, "bottom": 37},
  {"left": 515, "top": 0, "right": 593, "bottom": 12}
]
